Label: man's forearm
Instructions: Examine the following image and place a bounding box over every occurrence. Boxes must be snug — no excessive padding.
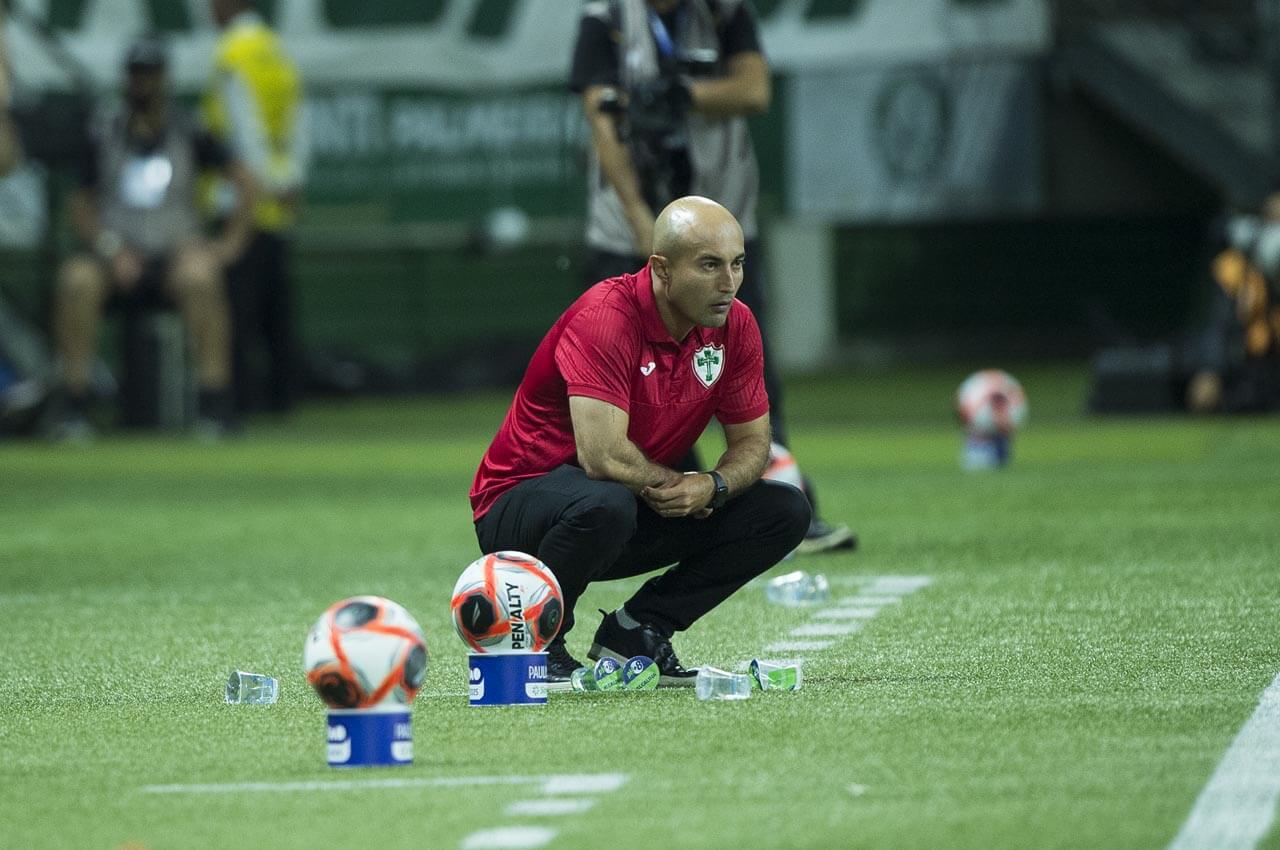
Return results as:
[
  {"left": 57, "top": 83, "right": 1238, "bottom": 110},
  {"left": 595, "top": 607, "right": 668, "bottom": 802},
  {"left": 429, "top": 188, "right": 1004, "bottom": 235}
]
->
[
  {"left": 688, "top": 54, "right": 771, "bottom": 119},
  {"left": 584, "top": 91, "right": 653, "bottom": 252},
  {"left": 712, "top": 433, "right": 770, "bottom": 497},
  {"left": 582, "top": 437, "right": 679, "bottom": 494}
]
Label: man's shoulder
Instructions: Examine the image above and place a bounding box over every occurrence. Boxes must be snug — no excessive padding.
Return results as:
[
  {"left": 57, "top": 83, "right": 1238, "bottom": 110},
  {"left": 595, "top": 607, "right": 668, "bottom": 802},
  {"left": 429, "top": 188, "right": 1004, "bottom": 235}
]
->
[
  {"left": 725, "top": 298, "right": 762, "bottom": 344},
  {"left": 729, "top": 296, "right": 759, "bottom": 326},
  {"left": 217, "top": 21, "right": 277, "bottom": 65},
  {"left": 570, "top": 275, "right": 643, "bottom": 326}
]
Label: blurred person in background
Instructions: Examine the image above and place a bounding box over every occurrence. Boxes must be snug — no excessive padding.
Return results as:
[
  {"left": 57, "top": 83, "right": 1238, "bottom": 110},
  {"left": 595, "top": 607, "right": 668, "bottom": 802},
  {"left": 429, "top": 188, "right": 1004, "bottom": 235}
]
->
[
  {"left": 51, "top": 36, "right": 254, "bottom": 441},
  {"left": 205, "top": 0, "right": 309, "bottom": 415},
  {"left": 0, "top": 2, "right": 21, "bottom": 176},
  {"left": 1185, "top": 202, "right": 1280, "bottom": 413},
  {"left": 569, "top": 0, "right": 855, "bottom": 554}
]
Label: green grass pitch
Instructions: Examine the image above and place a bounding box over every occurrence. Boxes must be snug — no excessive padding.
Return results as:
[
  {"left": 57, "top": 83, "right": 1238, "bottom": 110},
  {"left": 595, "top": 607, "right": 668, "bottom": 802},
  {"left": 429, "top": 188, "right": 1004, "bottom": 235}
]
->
[{"left": 2, "top": 363, "right": 1278, "bottom": 849}]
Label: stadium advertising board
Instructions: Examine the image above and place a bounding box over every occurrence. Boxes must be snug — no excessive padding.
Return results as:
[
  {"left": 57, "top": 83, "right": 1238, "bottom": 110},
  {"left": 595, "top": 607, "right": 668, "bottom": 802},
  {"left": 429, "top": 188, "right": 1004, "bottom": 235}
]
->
[{"left": 2, "top": 0, "right": 1050, "bottom": 230}]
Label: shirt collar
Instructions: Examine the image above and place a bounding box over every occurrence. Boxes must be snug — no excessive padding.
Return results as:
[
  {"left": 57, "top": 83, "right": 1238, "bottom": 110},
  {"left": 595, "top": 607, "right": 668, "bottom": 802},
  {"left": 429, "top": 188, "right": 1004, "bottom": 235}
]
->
[
  {"left": 637, "top": 264, "right": 672, "bottom": 344},
  {"left": 635, "top": 263, "right": 710, "bottom": 348}
]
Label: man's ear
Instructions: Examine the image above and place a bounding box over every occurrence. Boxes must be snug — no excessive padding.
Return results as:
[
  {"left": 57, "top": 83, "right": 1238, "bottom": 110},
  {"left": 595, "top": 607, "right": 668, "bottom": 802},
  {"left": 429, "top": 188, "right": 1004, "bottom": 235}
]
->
[{"left": 650, "top": 254, "right": 669, "bottom": 284}]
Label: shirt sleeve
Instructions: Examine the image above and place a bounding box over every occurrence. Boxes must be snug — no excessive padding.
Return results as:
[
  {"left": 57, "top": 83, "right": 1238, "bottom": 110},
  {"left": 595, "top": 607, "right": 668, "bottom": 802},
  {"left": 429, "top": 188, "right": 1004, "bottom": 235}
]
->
[
  {"left": 555, "top": 306, "right": 638, "bottom": 412},
  {"left": 715, "top": 302, "right": 770, "bottom": 425},
  {"left": 719, "top": 1, "right": 764, "bottom": 58},
  {"left": 568, "top": 12, "right": 619, "bottom": 93}
]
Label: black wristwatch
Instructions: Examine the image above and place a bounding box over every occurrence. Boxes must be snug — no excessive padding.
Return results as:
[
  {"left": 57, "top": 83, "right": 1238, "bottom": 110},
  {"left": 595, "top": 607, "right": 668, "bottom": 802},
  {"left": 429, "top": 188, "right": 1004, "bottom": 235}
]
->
[{"left": 706, "top": 470, "right": 729, "bottom": 510}]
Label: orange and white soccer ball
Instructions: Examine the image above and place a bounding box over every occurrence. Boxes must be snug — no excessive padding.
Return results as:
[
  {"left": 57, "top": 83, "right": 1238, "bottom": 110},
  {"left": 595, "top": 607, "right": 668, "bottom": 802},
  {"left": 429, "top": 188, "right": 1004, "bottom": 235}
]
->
[
  {"left": 303, "top": 596, "right": 428, "bottom": 709},
  {"left": 451, "top": 551, "right": 563, "bottom": 653},
  {"left": 955, "top": 369, "right": 1028, "bottom": 436}
]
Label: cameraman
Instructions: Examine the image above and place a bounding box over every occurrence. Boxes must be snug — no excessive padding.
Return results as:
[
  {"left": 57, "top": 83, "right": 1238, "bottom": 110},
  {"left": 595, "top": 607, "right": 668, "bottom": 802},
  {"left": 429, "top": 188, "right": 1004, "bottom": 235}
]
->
[{"left": 569, "top": 0, "right": 855, "bottom": 553}]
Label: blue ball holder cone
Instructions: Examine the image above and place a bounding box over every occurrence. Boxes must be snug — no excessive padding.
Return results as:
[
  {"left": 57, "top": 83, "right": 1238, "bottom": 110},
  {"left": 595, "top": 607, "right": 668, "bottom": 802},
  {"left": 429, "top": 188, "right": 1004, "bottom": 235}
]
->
[
  {"left": 326, "top": 705, "right": 413, "bottom": 767},
  {"left": 962, "top": 433, "right": 1011, "bottom": 470},
  {"left": 468, "top": 652, "right": 548, "bottom": 706}
]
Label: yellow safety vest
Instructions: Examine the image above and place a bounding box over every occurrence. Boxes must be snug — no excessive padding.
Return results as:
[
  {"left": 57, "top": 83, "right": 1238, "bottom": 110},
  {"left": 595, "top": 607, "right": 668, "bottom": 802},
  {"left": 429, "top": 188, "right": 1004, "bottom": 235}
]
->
[{"left": 202, "top": 18, "right": 302, "bottom": 231}]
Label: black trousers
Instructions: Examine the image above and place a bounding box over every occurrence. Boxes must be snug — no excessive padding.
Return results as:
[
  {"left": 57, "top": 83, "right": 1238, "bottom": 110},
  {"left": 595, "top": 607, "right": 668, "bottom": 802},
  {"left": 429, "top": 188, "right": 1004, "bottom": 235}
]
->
[
  {"left": 584, "top": 239, "right": 789, "bottom": 447},
  {"left": 475, "top": 465, "right": 810, "bottom": 640},
  {"left": 227, "top": 230, "right": 296, "bottom": 414}
]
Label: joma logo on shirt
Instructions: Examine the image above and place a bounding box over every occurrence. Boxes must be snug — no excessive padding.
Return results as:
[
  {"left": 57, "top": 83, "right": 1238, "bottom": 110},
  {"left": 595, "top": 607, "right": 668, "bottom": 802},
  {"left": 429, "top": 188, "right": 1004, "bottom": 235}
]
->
[{"left": 692, "top": 344, "right": 724, "bottom": 389}]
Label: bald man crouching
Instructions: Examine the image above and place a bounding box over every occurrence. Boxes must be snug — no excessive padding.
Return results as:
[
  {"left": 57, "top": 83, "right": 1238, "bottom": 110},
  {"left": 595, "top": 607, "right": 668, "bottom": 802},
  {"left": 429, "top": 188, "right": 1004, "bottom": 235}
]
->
[{"left": 469, "top": 196, "right": 810, "bottom": 688}]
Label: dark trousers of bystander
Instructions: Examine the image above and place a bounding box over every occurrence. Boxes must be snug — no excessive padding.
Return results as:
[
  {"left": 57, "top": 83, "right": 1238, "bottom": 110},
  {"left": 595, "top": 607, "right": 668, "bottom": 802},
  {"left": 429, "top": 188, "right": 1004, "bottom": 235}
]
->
[
  {"left": 227, "top": 230, "right": 296, "bottom": 414},
  {"left": 475, "top": 464, "right": 810, "bottom": 641}
]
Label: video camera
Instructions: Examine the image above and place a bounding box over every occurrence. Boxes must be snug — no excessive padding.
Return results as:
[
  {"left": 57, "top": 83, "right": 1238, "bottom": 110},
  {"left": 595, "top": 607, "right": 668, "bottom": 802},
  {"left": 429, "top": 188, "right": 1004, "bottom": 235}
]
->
[{"left": 598, "top": 49, "right": 717, "bottom": 212}]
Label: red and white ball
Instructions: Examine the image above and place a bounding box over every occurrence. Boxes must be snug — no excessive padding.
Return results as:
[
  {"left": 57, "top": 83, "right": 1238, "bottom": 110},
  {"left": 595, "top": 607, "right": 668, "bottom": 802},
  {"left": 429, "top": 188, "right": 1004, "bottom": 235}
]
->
[
  {"left": 303, "top": 596, "right": 428, "bottom": 709},
  {"left": 955, "top": 369, "right": 1028, "bottom": 436},
  {"left": 451, "top": 551, "right": 563, "bottom": 653}
]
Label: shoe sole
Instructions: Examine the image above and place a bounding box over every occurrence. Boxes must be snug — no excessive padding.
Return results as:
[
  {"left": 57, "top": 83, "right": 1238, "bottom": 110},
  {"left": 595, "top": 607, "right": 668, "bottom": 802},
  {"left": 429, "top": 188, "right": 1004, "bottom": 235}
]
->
[
  {"left": 588, "top": 644, "right": 697, "bottom": 688},
  {"left": 796, "top": 530, "right": 858, "bottom": 555},
  {"left": 546, "top": 678, "right": 575, "bottom": 694}
]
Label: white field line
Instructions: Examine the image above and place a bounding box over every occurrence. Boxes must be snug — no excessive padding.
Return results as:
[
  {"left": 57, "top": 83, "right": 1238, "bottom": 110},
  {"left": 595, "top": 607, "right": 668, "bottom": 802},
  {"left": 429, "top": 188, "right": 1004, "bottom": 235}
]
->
[
  {"left": 834, "top": 595, "right": 902, "bottom": 606},
  {"left": 461, "top": 774, "right": 628, "bottom": 849},
  {"left": 503, "top": 798, "right": 598, "bottom": 816},
  {"left": 810, "top": 607, "right": 882, "bottom": 620},
  {"left": 748, "top": 575, "right": 931, "bottom": 666},
  {"left": 461, "top": 827, "right": 557, "bottom": 849},
  {"left": 541, "top": 774, "right": 628, "bottom": 794},
  {"left": 141, "top": 773, "right": 628, "bottom": 796},
  {"left": 825, "top": 575, "right": 932, "bottom": 591},
  {"left": 790, "top": 622, "right": 863, "bottom": 637},
  {"left": 765, "top": 639, "right": 834, "bottom": 653},
  {"left": 1167, "top": 671, "right": 1280, "bottom": 850},
  {"left": 865, "top": 576, "right": 932, "bottom": 593}
]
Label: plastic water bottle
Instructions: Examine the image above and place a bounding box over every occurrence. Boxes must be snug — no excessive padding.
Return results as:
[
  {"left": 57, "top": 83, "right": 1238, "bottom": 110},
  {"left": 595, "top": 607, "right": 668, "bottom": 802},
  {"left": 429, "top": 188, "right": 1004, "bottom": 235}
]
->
[
  {"left": 225, "top": 670, "right": 278, "bottom": 704},
  {"left": 570, "top": 667, "right": 598, "bottom": 692},
  {"left": 749, "top": 659, "right": 803, "bottom": 692},
  {"left": 695, "top": 667, "right": 752, "bottom": 701},
  {"left": 764, "top": 571, "right": 830, "bottom": 607}
]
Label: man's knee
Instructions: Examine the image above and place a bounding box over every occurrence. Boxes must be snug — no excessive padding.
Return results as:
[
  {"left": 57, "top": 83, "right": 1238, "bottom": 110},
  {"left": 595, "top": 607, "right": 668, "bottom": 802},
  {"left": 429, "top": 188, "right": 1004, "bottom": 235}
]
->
[
  {"left": 57, "top": 256, "right": 106, "bottom": 305},
  {"left": 572, "top": 481, "right": 637, "bottom": 540},
  {"left": 170, "top": 246, "right": 222, "bottom": 301},
  {"left": 754, "top": 481, "right": 811, "bottom": 546}
]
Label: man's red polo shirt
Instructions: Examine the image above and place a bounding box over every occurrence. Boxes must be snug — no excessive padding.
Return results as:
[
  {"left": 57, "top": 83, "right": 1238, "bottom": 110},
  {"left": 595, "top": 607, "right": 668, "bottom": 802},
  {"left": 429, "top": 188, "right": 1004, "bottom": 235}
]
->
[{"left": 469, "top": 265, "right": 769, "bottom": 521}]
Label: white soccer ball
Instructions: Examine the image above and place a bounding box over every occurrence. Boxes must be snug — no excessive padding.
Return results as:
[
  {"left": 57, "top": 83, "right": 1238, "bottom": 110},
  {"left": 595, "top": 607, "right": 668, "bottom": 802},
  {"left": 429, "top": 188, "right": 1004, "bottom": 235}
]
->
[
  {"left": 303, "top": 596, "right": 429, "bottom": 709},
  {"left": 451, "top": 551, "right": 564, "bottom": 653},
  {"left": 762, "top": 441, "right": 804, "bottom": 491},
  {"left": 955, "top": 369, "right": 1028, "bottom": 436}
]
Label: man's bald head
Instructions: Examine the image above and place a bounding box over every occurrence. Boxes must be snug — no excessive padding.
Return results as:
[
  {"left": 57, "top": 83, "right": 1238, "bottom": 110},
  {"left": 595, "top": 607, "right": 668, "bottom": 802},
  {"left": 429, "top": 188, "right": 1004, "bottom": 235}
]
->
[
  {"left": 652, "top": 196, "right": 742, "bottom": 262},
  {"left": 648, "top": 196, "right": 746, "bottom": 338}
]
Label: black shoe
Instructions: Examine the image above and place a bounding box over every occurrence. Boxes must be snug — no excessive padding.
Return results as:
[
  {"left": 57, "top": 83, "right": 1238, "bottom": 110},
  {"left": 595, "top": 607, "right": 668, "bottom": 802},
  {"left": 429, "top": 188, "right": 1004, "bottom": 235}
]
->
[
  {"left": 797, "top": 518, "right": 858, "bottom": 555},
  {"left": 587, "top": 610, "right": 697, "bottom": 688},
  {"left": 545, "top": 636, "right": 583, "bottom": 693}
]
